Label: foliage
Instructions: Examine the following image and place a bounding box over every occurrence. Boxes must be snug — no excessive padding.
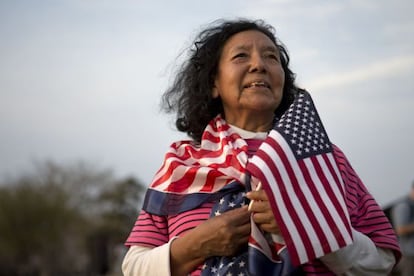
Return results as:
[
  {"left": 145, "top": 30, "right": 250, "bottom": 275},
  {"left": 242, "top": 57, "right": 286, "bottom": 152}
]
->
[{"left": 0, "top": 161, "right": 145, "bottom": 276}]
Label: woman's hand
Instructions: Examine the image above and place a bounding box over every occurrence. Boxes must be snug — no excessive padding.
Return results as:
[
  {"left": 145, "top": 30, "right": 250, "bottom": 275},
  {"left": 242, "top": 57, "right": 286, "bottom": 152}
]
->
[
  {"left": 195, "top": 206, "right": 251, "bottom": 257},
  {"left": 246, "top": 189, "right": 280, "bottom": 234},
  {"left": 170, "top": 206, "right": 250, "bottom": 276}
]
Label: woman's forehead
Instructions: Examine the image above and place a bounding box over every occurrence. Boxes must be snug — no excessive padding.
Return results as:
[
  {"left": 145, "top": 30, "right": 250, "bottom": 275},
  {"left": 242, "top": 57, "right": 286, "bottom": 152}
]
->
[{"left": 222, "top": 30, "right": 278, "bottom": 52}]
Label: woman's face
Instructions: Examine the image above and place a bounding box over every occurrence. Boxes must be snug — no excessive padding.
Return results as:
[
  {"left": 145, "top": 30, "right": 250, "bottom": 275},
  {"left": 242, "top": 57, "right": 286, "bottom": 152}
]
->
[{"left": 213, "top": 30, "right": 285, "bottom": 129}]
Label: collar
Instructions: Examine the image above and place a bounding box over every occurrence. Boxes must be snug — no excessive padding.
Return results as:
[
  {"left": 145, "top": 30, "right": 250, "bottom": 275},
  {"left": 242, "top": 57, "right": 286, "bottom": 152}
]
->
[{"left": 229, "top": 124, "right": 268, "bottom": 140}]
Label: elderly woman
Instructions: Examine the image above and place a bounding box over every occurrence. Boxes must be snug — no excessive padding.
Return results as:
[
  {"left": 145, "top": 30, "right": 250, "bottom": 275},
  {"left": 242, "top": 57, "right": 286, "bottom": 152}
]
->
[{"left": 122, "top": 19, "right": 400, "bottom": 275}]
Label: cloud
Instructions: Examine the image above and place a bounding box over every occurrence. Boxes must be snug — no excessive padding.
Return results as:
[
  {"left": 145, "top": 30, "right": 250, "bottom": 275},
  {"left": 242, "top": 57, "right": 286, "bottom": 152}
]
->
[{"left": 306, "top": 55, "right": 414, "bottom": 91}]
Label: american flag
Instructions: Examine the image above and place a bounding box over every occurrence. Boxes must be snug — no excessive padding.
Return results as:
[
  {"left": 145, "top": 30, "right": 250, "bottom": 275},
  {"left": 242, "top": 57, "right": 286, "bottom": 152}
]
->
[{"left": 246, "top": 89, "right": 353, "bottom": 265}]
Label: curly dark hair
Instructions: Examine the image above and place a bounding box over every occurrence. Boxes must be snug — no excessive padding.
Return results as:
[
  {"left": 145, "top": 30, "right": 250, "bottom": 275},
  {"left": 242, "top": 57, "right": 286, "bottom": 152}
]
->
[{"left": 161, "top": 18, "right": 298, "bottom": 143}]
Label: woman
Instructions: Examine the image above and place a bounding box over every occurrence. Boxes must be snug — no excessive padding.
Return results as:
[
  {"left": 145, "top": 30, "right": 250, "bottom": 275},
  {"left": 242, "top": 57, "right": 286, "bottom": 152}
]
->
[{"left": 122, "top": 19, "right": 400, "bottom": 275}]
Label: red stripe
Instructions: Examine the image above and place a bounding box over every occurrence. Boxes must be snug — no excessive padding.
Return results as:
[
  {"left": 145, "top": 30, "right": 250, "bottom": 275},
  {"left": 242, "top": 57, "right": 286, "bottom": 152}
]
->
[
  {"left": 298, "top": 160, "right": 335, "bottom": 254},
  {"left": 167, "top": 166, "right": 199, "bottom": 192},
  {"left": 199, "top": 170, "right": 226, "bottom": 192},
  {"left": 310, "top": 157, "right": 350, "bottom": 245},
  {"left": 248, "top": 134, "right": 356, "bottom": 265},
  {"left": 252, "top": 139, "right": 316, "bottom": 264},
  {"left": 151, "top": 160, "right": 181, "bottom": 187},
  {"left": 321, "top": 154, "right": 352, "bottom": 235},
  {"left": 247, "top": 161, "right": 301, "bottom": 265},
  {"left": 151, "top": 120, "right": 247, "bottom": 192},
  {"left": 323, "top": 154, "right": 345, "bottom": 199},
  {"left": 268, "top": 140, "right": 316, "bottom": 263}
]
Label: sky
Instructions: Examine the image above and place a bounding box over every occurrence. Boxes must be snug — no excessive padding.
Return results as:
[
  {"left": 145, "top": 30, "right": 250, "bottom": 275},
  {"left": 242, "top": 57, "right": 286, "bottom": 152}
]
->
[{"left": 0, "top": 0, "right": 413, "bottom": 206}]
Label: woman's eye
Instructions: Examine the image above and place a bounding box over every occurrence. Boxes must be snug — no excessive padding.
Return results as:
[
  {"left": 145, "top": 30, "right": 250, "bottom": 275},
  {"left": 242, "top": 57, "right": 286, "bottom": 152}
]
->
[
  {"left": 266, "top": 53, "right": 279, "bottom": 61},
  {"left": 233, "top": 53, "right": 247, "bottom": 59}
]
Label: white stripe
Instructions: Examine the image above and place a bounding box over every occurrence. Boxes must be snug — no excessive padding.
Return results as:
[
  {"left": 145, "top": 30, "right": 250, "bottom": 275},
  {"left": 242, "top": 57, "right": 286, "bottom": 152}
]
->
[
  {"left": 302, "top": 158, "right": 344, "bottom": 249},
  {"left": 318, "top": 154, "right": 348, "bottom": 217},
  {"left": 158, "top": 165, "right": 192, "bottom": 191},
  {"left": 277, "top": 139, "right": 351, "bottom": 250},
  {"left": 273, "top": 153, "right": 339, "bottom": 253},
  {"left": 250, "top": 218, "right": 274, "bottom": 258},
  {"left": 313, "top": 155, "right": 352, "bottom": 242},
  {"left": 250, "top": 155, "right": 308, "bottom": 262},
  {"left": 197, "top": 144, "right": 232, "bottom": 164},
  {"left": 251, "top": 140, "right": 314, "bottom": 263},
  {"left": 326, "top": 154, "right": 351, "bottom": 226},
  {"left": 264, "top": 132, "right": 326, "bottom": 260},
  {"left": 201, "top": 139, "right": 222, "bottom": 151},
  {"left": 327, "top": 153, "right": 346, "bottom": 192}
]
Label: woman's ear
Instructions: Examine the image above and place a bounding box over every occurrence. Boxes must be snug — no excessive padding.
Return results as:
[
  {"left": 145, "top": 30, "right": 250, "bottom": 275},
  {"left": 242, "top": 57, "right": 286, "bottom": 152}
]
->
[
  {"left": 212, "top": 79, "right": 220, "bottom": 98},
  {"left": 212, "top": 86, "right": 219, "bottom": 98}
]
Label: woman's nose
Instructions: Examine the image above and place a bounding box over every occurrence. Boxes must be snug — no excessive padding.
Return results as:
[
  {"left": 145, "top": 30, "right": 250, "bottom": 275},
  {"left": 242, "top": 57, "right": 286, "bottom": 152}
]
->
[{"left": 249, "top": 54, "right": 266, "bottom": 73}]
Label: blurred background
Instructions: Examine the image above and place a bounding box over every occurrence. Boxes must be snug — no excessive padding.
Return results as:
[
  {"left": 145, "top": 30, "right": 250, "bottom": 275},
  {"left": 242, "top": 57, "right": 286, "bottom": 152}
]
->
[
  {"left": 0, "top": 161, "right": 143, "bottom": 275},
  {"left": 1, "top": 0, "right": 413, "bottom": 275}
]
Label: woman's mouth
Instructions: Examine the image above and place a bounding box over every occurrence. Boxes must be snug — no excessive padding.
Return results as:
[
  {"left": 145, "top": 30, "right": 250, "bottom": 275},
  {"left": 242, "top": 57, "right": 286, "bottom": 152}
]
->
[{"left": 245, "top": 81, "right": 270, "bottom": 89}]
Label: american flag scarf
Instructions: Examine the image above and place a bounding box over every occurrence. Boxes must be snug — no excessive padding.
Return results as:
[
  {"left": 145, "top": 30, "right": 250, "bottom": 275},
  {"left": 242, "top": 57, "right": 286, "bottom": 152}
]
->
[
  {"left": 142, "top": 89, "right": 353, "bottom": 273},
  {"left": 143, "top": 115, "right": 249, "bottom": 215}
]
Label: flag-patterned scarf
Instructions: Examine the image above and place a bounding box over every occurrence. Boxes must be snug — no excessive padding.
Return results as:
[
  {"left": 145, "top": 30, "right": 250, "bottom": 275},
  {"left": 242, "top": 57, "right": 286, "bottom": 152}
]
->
[
  {"left": 142, "top": 89, "right": 353, "bottom": 273},
  {"left": 142, "top": 116, "right": 250, "bottom": 215}
]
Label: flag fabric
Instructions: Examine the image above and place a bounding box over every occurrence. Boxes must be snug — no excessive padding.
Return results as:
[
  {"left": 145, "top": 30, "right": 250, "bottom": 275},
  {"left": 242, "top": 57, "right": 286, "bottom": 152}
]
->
[
  {"left": 246, "top": 89, "right": 353, "bottom": 266},
  {"left": 247, "top": 218, "right": 299, "bottom": 275},
  {"left": 142, "top": 117, "right": 250, "bottom": 215},
  {"left": 200, "top": 184, "right": 251, "bottom": 276},
  {"left": 201, "top": 182, "right": 300, "bottom": 276}
]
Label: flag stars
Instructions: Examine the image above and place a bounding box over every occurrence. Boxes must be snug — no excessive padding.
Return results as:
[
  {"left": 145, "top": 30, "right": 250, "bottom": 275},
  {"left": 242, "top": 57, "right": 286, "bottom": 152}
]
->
[{"left": 275, "top": 91, "right": 331, "bottom": 158}]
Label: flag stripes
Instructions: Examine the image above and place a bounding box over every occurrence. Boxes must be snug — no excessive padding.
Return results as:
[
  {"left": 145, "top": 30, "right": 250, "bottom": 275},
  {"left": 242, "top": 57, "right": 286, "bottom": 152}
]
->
[{"left": 247, "top": 122, "right": 353, "bottom": 265}]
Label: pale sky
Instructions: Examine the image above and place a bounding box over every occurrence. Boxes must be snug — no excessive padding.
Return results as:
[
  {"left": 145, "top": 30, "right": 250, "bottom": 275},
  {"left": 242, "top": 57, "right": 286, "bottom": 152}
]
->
[{"left": 1, "top": 0, "right": 413, "bottom": 206}]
